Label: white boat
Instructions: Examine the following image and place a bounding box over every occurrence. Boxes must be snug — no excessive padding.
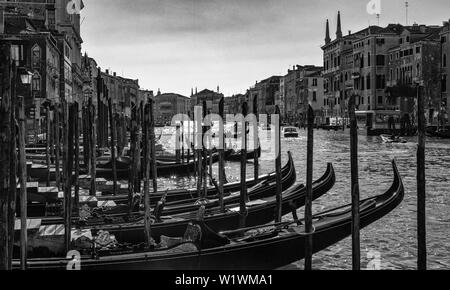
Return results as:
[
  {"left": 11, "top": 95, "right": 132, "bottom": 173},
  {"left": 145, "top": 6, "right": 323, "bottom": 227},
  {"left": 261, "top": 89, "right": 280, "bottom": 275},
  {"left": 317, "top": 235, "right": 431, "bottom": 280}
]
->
[
  {"left": 283, "top": 127, "right": 299, "bottom": 138},
  {"left": 380, "top": 134, "right": 407, "bottom": 144}
]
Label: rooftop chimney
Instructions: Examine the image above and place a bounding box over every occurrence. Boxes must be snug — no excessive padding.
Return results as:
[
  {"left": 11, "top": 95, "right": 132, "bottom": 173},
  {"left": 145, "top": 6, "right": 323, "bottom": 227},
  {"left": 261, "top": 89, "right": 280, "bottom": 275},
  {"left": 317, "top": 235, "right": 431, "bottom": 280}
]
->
[
  {"left": 106, "top": 69, "right": 109, "bottom": 75},
  {"left": 325, "top": 19, "right": 331, "bottom": 44},
  {"left": 113, "top": 72, "right": 116, "bottom": 77},
  {"left": 348, "top": 30, "right": 351, "bottom": 35},
  {"left": 336, "top": 11, "right": 342, "bottom": 39}
]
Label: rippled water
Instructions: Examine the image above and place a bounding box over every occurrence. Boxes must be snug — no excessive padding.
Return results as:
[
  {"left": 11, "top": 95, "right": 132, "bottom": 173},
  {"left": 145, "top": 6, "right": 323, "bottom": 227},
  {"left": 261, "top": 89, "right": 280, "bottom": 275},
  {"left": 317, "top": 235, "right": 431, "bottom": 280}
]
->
[{"left": 156, "top": 128, "right": 450, "bottom": 270}]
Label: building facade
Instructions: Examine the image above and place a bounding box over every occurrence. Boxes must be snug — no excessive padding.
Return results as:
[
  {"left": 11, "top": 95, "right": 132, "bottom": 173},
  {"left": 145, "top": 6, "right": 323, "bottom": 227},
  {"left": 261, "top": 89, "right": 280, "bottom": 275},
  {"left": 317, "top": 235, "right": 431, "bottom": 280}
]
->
[
  {"left": 248, "top": 76, "right": 281, "bottom": 115},
  {"left": 154, "top": 92, "right": 190, "bottom": 125},
  {"left": 224, "top": 94, "right": 246, "bottom": 115},
  {"left": 322, "top": 11, "right": 448, "bottom": 128},
  {"left": 2, "top": 13, "right": 62, "bottom": 135},
  {"left": 441, "top": 20, "right": 450, "bottom": 119},
  {"left": 190, "top": 88, "right": 223, "bottom": 115}
]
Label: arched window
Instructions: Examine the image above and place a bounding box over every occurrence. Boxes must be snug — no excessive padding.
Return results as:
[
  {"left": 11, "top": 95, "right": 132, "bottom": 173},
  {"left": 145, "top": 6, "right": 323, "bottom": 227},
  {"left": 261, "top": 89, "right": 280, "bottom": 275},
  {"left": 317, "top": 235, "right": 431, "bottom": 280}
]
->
[
  {"left": 444, "top": 54, "right": 447, "bottom": 68},
  {"left": 31, "top": 44, "right": 41, "bottom": 67},
  {"left": 32, "top": 72, "right": 41, "bottom": 91}
]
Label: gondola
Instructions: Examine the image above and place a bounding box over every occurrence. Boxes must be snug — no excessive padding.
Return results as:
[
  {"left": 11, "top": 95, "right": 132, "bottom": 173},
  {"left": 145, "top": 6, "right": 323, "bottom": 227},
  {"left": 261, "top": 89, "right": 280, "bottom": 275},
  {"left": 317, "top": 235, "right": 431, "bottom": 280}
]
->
[
  {"left": 28, "top": 152, "right": 223, "bottom": 181},
  {"left": 225, "top": 147, "right": 261, "bottom": 162},
  {"left": 27, "top": 153, "right": 295, "bottom": 207},
  {"left": 426, "top": 128, "right": 450, "bottom": 139},
  {"left": 21, "top": 162, "right": 334, "bottom": 258},
  {"left": 15, "top": 160, "right": 401, "bottom": 270},
  {"left": 24, "top": 152, "right": 297, "bottom": 219}
]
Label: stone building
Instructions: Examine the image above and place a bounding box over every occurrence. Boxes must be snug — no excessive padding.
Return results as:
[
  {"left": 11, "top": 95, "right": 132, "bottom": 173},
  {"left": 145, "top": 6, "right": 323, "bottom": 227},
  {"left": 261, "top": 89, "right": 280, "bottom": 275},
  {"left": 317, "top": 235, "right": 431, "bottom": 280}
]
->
[
  {"left": 224, "top": 94, "right": 246, "bottom": 115},
  {"left": 248, "top": 76, "right": 281, "bottom": 115},
  {"left": 322, "top": 11, "right": 447, "bottom": 128},
  {"left": 154, "top": 92, "right": 190, "bottom": 125},
  {"left": 280, "top": 65, "right": 324, "bottom": 124},
  {"left": 1, "top": 12, "right": 62, "bottom": 136},
  {"left": 386, "top": 25, "right": 442, "bottom": 125},
  {"left": 190, "top": 88, "right": 224, "bottom": 115},
  {"left": 101, "top": 69, "right": 139, "bottom": 118},
  {"left": 441, "top": 20, "right": 450, "bottom": 120}
]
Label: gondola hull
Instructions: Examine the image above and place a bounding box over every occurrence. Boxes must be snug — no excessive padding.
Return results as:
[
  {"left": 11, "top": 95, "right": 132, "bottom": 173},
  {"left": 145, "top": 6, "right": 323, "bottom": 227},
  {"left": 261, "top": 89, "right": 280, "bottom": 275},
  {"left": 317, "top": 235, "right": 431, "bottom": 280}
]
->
[
  {"left": 16, "top": 161, "right": 402, "bottom": 270},
  {"left": 38, "top": 162, "right": 334, "bottom": 245}
]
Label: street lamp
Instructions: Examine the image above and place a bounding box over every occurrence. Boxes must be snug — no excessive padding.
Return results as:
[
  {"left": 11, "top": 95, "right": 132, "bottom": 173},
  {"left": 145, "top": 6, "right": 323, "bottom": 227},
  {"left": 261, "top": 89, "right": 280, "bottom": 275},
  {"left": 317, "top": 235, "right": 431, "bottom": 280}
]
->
[{"left": 19, "top": 68, "right": 33, "bottom": 85}]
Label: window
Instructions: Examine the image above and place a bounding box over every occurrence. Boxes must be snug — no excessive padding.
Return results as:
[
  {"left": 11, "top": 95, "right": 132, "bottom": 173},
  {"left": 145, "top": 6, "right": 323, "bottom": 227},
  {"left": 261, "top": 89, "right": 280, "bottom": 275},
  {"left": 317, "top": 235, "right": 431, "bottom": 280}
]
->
[
  {"left": 313, "top": 92, "right": 317, "bottom": 102},
  {"left": 368, "top": 52, "right": 371, "bottom": 67},
  {"left": 312, "top": 78, "right": 318, "bottom": 86},
  {"left": 378, "top": 95, "right": 383, "bottom": 105},
  {"left": 32, "top": 73, "right": 41, "bottom": 91},
  {"left": 441, "top": 36, "right": 447, "bottom": 43},
  {"left": 10, "top": 45, "right": 23, "bottom": 62},
  {"left": 376, "top": 75, "right": 386, "bottom": 89},
  {"left": 416, "top": 47, "right": 421, "bottom": 54},
  {"left": 406, "top": 36, "right": 410, "bottom": 42},
  {"left": 31, "top": 45, "right": 41, "bottom": 68},
  {"left": 443, "top": 75, "right": 447, "bottom": 92},
  {"left": 444, "top": 54, "right": 447, "bottom": 68},
  {"left": 376, "top": 55, "right": 385, "bottom": 66},
  {"left": 366, "top": 74, "right": 371, "bottom": 90}
]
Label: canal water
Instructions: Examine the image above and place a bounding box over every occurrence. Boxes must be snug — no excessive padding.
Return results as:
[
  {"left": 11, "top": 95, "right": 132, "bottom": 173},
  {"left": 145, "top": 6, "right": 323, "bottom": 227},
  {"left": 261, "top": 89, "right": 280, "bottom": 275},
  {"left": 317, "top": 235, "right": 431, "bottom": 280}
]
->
[{"left": 156, "top": 127, "right": 450, "bottom": 270}]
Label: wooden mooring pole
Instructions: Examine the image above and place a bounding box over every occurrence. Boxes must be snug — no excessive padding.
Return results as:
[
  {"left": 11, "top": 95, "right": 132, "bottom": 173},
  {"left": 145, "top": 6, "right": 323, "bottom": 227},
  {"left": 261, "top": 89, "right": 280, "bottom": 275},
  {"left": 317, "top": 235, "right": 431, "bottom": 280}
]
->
[
  {"left": 195, "top": 107, "right": 202, "bottom": 197},
  {"left": 143, "top": 100, "right": 154, "bottom": 247},
  {"left": 275, "top": 106, "right": 282, "bottom": 223},
  {"left": 0, "top": 49, "right": 14, "bottom": 270},
  {"left": 46, "top": 105, "right": 51, "bottom": 187},
  {"left": 129, "top": 106, "right": 137, "bottom": 215},
  {"left": 54, "top": 104, "right": 61, "bottom": 190},
  {"left": 74, "top": 103, "right": 80, "bottom": 211},
  {"left": 239, "top": 102, "right": 249, "bottom": 228},
  {"left": 149, "top": 98, "right": 158, "bottom": 193},
  {"left": 89, "top": 99, "right": 97, "bottom": 196},
  {"left": 64, "top": 102, "right": 75, "bottom": 254},
  {"left": 108, "top": 95, "right": 117, "bottom": 196},
  {"left": 349, "top": 94, "right": 361, "bottom": 270},
  {"left": 7, "top": 57, "right": 18, "bottom": 270},
  {"left": 218, "top": 98, "right": 225, "bottom": 212},
  {"left": 253, "top": 97, "right": 259, "bottom": 182},
  {"left": 304, "top": 105, "right": 315, "bottom": 271},
  {"left": 417, "top": 84, "right": 427, "bottom": 270},
  {"left": 202, "top": 102, "right": 208, "bottom": 198},
  {"left": 17, "top": 97, "right": 28, "bottom": 270}
]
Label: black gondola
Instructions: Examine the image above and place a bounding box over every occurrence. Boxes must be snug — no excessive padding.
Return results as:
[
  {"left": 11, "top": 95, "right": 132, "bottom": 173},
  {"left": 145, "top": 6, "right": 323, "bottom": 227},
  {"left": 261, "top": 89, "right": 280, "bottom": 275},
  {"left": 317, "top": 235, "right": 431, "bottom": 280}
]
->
[
  {"left": 27, "top": 153, "right": 295, "bottom": 207},
  {"left": 24, "top": 153, "right": 297, "bottom": 219},
  {"left": 21, "top": 162, "right": 334, "bottom": 257},
  {"left": 14, "top": 160, "right": 402, "bottom": 270},
  {"left": 225, "top": 147, "right": 261, "bottom": 162}
]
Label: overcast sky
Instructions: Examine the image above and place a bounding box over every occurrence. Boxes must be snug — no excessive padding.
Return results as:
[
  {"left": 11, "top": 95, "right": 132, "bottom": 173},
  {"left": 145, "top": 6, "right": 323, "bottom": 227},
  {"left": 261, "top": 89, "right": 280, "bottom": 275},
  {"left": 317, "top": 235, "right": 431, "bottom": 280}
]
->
[{"left": 81, "top": 0, "right": 449, "bottom": 96}]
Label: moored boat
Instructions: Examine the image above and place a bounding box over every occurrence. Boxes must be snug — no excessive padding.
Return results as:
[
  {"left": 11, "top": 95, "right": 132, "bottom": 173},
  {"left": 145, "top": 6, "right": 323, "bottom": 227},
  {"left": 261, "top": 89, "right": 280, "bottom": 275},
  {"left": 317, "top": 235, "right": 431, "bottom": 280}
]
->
[{"left": 14, "top": 160, "right": 402, "bottom": 270}]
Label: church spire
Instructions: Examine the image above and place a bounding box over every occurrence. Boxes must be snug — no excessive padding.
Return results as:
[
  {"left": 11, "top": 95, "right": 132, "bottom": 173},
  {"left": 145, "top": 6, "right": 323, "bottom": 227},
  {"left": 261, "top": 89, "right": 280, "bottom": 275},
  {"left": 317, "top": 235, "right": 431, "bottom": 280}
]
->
[
  {"left": 336, "top": 11, "right": 342, "bottom": 39},
  {"left": 325, "top": 19, "right": 331, "bottom": 44}
]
